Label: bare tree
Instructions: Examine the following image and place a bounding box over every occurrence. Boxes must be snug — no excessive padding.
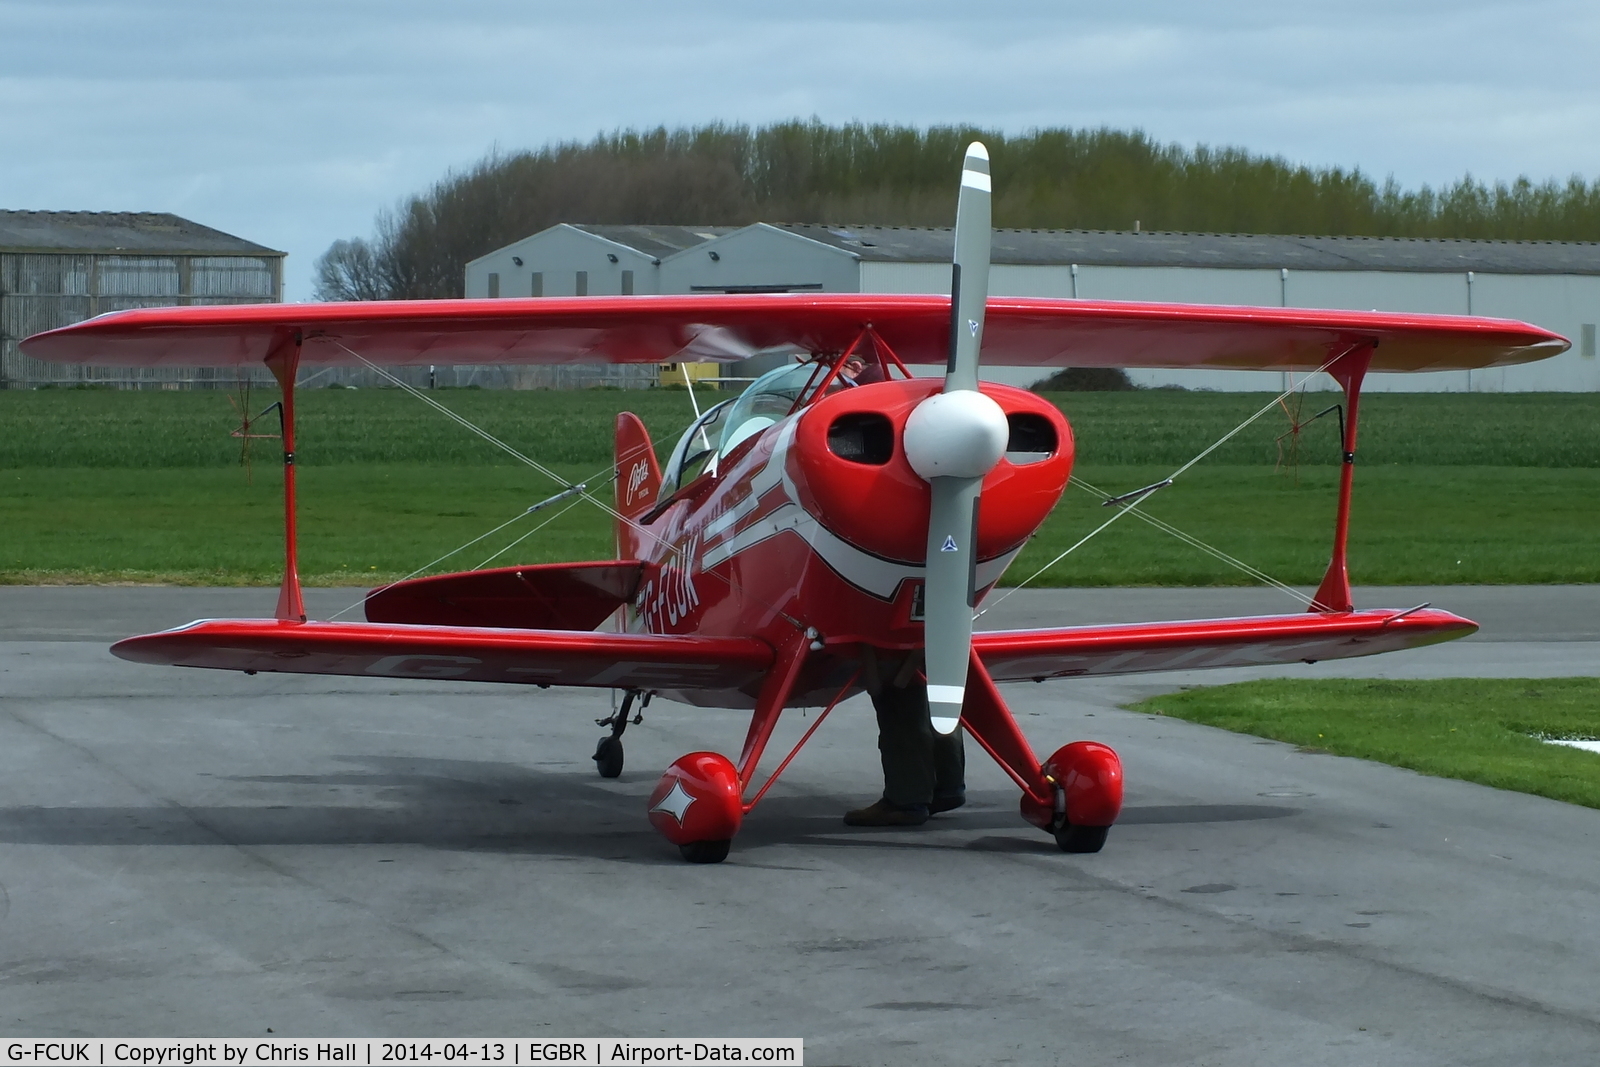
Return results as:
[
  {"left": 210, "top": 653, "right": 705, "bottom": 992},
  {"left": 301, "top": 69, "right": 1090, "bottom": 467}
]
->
[{"left": 312, "top": 237, "right": 390, "bottom": 301}]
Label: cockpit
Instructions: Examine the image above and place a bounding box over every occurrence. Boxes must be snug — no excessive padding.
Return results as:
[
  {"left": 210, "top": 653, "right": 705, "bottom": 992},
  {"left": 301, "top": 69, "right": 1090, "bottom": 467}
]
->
[{"left": 657, "top": 361, "right": 846, "bottom": 500}]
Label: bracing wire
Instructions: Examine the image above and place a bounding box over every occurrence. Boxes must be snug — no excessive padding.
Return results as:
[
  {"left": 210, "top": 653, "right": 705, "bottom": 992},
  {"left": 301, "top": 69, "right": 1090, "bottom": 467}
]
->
[
  {"left": 1163, "top": 352, "right": 1346, "bottom": 483},
  {"left": 680, "top": 369, "right": 715, "bottom": 453},
  {"left": 979, "top": 349, "right": 1348, "bottom": 618},
  {"left": 325, "top": 343, "right": 805, "bottom": 634},
  {"left": 471, "top": 495, "right": 587, "bottom": 571},
  {"left": 334, "top": 344, "right": 575, "bottom": 485},
  {"left": 1068, "top": 476, "right": 1316, "bottom": 608},
  {"left": 334, "top": 343, "right": 691, "bottom": 564},
  {"left": 324, "top": 482, "right": 609, "bottom": 621}
]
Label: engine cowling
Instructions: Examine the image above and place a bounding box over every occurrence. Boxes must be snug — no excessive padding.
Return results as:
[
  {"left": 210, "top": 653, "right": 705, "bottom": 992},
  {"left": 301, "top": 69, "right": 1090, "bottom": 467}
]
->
[{"left": 788, "top": 378, "right": 1074, "bottom": 565}]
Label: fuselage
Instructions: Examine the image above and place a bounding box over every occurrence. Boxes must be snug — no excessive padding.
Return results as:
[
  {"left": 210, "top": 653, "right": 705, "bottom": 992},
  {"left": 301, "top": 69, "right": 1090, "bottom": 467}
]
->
[{"left": 621, "top": 375, "right": 1074, "bottom": 706}]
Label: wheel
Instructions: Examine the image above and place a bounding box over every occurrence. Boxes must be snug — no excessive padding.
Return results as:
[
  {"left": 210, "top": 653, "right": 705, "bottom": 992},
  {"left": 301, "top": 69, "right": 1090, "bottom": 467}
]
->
[
  {"left": 1054, "top": 823, "right": 1109, "bottom": 854},
  {"left": 593, "top": 736, "right": 624, "bottom": 778},
  {"left": 679, "top": 839, "right": 732, "bottom": 864}
]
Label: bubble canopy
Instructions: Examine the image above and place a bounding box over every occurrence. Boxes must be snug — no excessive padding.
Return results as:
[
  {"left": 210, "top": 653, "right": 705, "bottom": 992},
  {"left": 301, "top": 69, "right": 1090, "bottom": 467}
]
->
[{"left": 658, "top": 362, "right": 848, "bottom": 498}]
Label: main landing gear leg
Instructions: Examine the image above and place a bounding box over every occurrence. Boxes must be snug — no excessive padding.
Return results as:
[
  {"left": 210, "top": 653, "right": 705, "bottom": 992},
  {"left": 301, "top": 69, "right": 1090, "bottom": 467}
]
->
[
  {"left": 593, "top": 689, "right": 646, "bottom": 779},
  {"left": 959, "top": 648, "right": 1124, "bottom": 853}
]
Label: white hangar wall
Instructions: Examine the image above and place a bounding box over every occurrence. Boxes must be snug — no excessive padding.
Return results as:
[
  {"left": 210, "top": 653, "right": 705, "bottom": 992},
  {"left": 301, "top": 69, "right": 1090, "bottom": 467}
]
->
[
  {"left": 465, "top": 223, "right": 863, "bottom": 298},
  {"left": 860, "top": 260, "right": 1600, "bottom": 392},
  {"left": 661, "top": 224, "right": 861, "bottom": 294},
  {"left": 1463, "top": 273, "right": 1600, "bottom": 391},
  {"left": 465, "top": 225, "right": 661, "bottom": 299}
]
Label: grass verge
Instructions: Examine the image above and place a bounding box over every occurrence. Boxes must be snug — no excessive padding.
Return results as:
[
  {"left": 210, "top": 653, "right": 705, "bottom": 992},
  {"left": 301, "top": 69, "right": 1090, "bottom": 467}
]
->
[{"left": 1134, "top": 678, "right": 1600, "bottom": 810}]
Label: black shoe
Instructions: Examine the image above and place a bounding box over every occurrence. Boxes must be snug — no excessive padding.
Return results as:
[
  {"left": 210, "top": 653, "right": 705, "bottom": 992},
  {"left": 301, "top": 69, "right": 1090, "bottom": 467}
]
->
[
  {"left": 929, "top": 792, "right": 966, "bottom": 815},
  {"left": 843, "top": 799, "right": 929, "bottom": 827}
]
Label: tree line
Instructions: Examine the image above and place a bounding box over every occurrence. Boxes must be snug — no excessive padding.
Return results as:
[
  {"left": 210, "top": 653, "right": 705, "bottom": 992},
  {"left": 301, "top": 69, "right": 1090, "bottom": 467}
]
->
[{"left": 315, "top": 121, "right": 1600, "bottom": 301}]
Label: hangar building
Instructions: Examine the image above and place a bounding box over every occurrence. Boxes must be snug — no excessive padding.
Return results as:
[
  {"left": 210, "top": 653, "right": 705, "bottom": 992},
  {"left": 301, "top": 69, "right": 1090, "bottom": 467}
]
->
[
  {"left": 466, "top": 223, "right": 1600, "bottom": 392},
  {"left": 0, "top": 211, "right": 283, "bottom": 388}
]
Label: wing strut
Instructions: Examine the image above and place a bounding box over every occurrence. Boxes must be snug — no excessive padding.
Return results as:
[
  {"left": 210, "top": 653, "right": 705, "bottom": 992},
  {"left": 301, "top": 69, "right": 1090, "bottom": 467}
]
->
[
  {"left": 735, "top": 629, "right": 811, "bottom": 785},
  {"left": 959, "top": 646, "right": 1053, "bottom": 811},
  {"left": 1310, "top": 342, "right": 1375, "bottom": 613},
  {"left": 264, "top": 331, "right": 305, "bottom": 622}
]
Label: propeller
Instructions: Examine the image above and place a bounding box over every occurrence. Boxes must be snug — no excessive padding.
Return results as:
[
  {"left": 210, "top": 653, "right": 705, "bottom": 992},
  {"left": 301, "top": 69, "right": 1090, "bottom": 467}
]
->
[{"left": 901, "top": 142, "right": 1009, "bottom": 734}]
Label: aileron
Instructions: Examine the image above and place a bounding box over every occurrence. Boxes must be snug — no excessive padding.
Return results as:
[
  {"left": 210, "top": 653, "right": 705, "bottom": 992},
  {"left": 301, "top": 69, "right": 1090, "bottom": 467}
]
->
[
  {"left": 975, "top": 608, "right": 1477, "bottom": 681},
  {"left": 112, "top": 619, "right": 773, "bottom": 692}
]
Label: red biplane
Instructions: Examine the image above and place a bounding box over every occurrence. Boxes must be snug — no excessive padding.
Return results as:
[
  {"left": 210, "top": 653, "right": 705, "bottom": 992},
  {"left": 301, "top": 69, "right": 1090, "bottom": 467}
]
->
[{"left": 23, "top": 144, "right": 1567, "bottom": 862}]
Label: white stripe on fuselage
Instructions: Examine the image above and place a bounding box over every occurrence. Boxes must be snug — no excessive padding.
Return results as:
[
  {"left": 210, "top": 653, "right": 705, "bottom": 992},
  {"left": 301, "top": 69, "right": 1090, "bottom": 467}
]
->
[
  {"left": 700, "top": 419, "right": 798, "bottom": 546},
  {"left": 698, "top": 418, "right": 1021, "bottom": 601}
]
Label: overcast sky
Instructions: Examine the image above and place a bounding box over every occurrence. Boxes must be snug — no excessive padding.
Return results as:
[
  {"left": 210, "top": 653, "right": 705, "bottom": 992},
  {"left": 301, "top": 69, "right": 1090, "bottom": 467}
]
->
[{"left": 4, "top": 0, "right": 1598, "bottom": 301}]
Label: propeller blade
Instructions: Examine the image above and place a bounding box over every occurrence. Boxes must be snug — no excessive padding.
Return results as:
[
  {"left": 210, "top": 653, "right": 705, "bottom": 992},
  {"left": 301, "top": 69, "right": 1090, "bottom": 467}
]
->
[
  {"left": 946, "top": 142, "right": 991, "bottom": 394},
  {"left": 903, "top": 141, "right": 1003, "bottom": 734},
  {"left": 922, "top": 476, "right": 981, "bottom": 732}
]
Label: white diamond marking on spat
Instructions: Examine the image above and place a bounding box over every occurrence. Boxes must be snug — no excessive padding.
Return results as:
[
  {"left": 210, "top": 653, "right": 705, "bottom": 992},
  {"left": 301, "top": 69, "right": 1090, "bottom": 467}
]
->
[
  {"left": 650, "top": 779, "right": 696, "bottom": 824},
  {"left": 968, "top": 319, "right": 980, "bottom": 337},
  {"left": 941, "top": 535, "right": 959, "bottom": 552}
]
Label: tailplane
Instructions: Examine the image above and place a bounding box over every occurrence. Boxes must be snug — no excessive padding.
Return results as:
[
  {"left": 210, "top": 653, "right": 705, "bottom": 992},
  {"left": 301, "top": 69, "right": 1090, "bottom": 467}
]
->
[{"left": 615, "top": 412, "right": 662, "bottom": 558}]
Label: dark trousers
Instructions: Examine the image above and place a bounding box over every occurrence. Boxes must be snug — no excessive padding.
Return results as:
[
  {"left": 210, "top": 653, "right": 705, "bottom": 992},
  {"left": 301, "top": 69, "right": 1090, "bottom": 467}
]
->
[{"left": 872, "top": 679, "right": 965, "bottom": 808}]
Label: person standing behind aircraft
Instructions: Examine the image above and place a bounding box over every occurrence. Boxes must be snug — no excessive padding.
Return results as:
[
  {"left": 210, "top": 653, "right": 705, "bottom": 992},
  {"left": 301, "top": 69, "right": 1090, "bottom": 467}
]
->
[{"left": 845, "top": 655, "right": 966, "bottom": 827}]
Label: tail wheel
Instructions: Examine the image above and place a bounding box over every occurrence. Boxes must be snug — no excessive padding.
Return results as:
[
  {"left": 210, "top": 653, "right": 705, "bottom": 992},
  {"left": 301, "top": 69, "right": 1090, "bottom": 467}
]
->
[
  {"left": 1054, "top": 824, "right": 1109, "bottom": 854},
  {"left": 679, "top": 839, "right": 732, "bottom": 864},
  {"left": 593, "top": 737, "right": 624, "bottom": 778}
]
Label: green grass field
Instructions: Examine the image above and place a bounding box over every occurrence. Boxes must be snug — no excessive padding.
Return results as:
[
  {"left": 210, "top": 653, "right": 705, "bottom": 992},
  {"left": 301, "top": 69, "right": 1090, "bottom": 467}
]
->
[
  {"left": 2, "top": 388, "right": 1597, "bottom": 585},
  {"left": 1134, "top": 678, "right": 1600, "bottom": 810},
  {"left": 6, "top": 387, "right": 1600, "bottom": 468}
]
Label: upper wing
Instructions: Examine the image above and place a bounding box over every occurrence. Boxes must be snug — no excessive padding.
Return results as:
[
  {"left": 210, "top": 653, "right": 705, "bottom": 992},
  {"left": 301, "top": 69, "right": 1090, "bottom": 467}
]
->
[
  {"left": 112, "top": 619, "right": 773, "bottom": 691},
  {"left": 20, "top": 294, "right": 1565, "bottom": 372},
  {"left": 973, "top": 607, "right": 1476, "bottom": 681},
  {"left": 363, "top": 561, "right": 642, "bottom": 631}
]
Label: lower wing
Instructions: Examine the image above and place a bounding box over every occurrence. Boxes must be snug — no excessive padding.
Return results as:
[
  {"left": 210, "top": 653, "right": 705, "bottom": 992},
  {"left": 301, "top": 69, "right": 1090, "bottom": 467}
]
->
[
  {"left": 110, "top": 606, "right": 1473, "bottom": 695},
  {"left": 112, "top": 619, "right": 772, "bottom": 692},
  {"left": 973, "top": 608, "right": 1475, "bottom": 680}
]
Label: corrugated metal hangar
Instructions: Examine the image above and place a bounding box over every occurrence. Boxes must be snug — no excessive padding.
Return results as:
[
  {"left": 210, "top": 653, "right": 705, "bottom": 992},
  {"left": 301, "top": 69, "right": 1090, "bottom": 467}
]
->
[
  {"left": 466, "top": 223, "right": 1600, "bottom": 391},
  {"left": 0, "top": 211, "right": 283, "bottom": 388}
]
